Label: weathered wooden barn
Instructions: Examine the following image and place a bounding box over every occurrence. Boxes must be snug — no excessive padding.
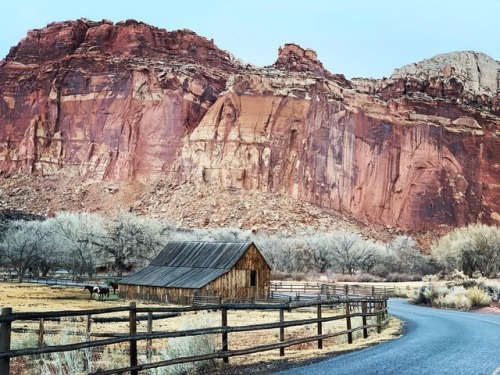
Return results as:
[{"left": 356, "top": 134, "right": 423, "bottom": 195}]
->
[{"left": 118, "top": 241, "right": 271, "bottom": 304}]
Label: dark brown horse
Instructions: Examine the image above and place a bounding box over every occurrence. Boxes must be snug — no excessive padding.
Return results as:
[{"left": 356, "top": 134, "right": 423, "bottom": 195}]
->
[
  {"left": 108, "top": 282, "right": 119, "bottom": 294},
  {"left": 83, "top": 285, "right": 96, "bottom": 299}
]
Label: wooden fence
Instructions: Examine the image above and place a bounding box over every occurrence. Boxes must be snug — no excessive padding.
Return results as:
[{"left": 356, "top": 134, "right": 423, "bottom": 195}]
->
[
  {"left": 1, "top": 276, "right": 120, "bottom": 287},
  {"left": 270, "top": 282, "right": 395, "bottom": 299},
  {"left": 0, "top": 296, "right": 388, "bottom": 374}
]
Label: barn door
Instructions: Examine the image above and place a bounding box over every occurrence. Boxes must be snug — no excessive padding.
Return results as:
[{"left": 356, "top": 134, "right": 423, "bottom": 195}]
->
[{"left": 250, "top": 270, "right": 257, "bottom": 298}]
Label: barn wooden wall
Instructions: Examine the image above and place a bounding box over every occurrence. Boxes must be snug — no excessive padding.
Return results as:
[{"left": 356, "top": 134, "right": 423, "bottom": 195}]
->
[
  {"left": 118, "top": 244, "right": 271, "bottom": 304},
  {"left": 201, "top": 244, "right": 271, "bottom": 299}
]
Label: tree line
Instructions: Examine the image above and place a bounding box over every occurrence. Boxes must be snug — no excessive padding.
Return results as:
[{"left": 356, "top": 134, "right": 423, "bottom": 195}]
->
[{"left": 0, "top": 211, "right": 498, "bottom": 281}]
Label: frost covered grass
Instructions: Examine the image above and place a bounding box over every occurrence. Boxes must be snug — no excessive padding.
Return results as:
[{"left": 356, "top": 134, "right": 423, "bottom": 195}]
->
[
  {"left": 13, "top": 314, "right": 219, "bottom": 375},
  {"left": 143, "top": 313, "right": 219, "bottom": 375},
  {"left": 12, "top": 323, "right": 95, "bottom": 375}
]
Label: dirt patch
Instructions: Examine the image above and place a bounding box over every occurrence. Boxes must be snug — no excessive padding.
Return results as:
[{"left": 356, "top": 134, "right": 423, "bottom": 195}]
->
[{"left": 474, "top": 305, "right": 500, "bottom": 315}]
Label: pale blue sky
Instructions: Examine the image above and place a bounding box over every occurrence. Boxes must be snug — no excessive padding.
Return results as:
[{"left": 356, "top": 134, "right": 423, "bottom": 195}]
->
[{"left": 1, "top": 0, "right": 499, "bottom": 79}]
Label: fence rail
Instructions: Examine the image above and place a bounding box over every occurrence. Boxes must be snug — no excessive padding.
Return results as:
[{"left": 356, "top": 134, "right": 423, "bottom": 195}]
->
[
  {"left": 0, "top": 296, "right": 388, "bottom": 374},
  {"left": 270, "top": 282, "right": 395, "bottom": 298},
  {"left": 0, "top": 276, "right": 123, "bottom": 288}
]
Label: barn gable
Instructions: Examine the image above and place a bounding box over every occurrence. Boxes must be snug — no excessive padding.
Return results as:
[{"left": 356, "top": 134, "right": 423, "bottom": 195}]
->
[{"left": 119, "top": 241, "right": 271, "bottom": 296}]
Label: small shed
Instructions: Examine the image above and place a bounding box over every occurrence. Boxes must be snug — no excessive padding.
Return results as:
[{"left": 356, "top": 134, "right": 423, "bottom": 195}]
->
[{"left": 118, "top": 241, "right": 271, "bottom": 304}]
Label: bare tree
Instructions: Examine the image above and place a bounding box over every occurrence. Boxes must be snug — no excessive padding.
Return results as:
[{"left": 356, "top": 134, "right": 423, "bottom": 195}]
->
[
  {"left": 94, "top": 213, "right": 167, "bottom": 276},
  {"left": 188, "top": 227, "right": 252, "bottom": 242},
  {"left": 302, "top": 232, "right": 332, "bottom": 273},
  {"left": 254, "top": 230, "right": 386, "bottom": 275},
  {"left": 356, "top": 241, "right": 384, "bottom": 273},
  {"left": 254, "top": 234, "right": 300, "bottom": 273},
  {"left": 385, "top": 235, "right": 427, "bottom": 274},
  {"left": 50, "top": 212, "right": 106, "bottom": 277},
  {"left": 0, "top": 220, "right": 52, "bottom": 281},
  {"left": 326, "top": 231, "right": 378, "bottom": 275}
]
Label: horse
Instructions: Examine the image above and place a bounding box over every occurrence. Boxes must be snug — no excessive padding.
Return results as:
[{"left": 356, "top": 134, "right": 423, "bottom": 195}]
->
[
  {"left": 93, "top": 286, "right": 110, "bottom": 300},
  {"left": 108, "top": 282, "right": 119, "bottom": 294},
  {"left": 99, "top": 287, "right": 110, "bottom": 299},
  {"left": 83, "top": 285, "right": 96, "bottom": 299}
]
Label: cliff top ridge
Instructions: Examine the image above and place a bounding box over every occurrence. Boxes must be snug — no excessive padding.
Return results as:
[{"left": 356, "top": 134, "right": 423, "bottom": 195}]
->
[
  {"left": 3, "top": 18, "right": 237, "bottom": 73},
  {"left": 391, "top": 50, "right": 500, "bottom": 95}
]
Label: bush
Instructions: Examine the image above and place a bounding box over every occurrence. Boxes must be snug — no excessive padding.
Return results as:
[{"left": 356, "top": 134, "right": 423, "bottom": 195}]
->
[
  {"left": 331, "top": 273, "right": 382, "bottom": 283},
  {"left": 442, "top": 273, "right": 499, "bottom": 303},
  {"left": 482, "top": 284, "right": 500, "bottom": 302},
  {"left": 384, "top": 273, "right": 422, "bottom": 282},
  {"left": 422, "top": 274, "right": 439, "bottom": 282},
  {"left": 467, "top": 286, "right": 492, "bottom": 308},
  {"left": 409, "top": 281, "right": 495, "bottom": 310},
  {"left": 409, "top": 284, "right": 441, "bottom": 306},
  {"left": 270, "top": 271, "right": 294, "bottom": 281},
  {"left": 445, "top": 270, "right": 469, "bottom": 283},
  {"left": 431, "top": 224, "right": 500, "bottom": 278},
  {"left": 437, "top": 286, "right": 470, "bottom": 309}
]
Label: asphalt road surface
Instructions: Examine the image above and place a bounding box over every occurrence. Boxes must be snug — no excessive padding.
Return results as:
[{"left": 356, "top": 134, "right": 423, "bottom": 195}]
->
[{"left": 274, "top": 299, "right": 500, "bottom": 375}]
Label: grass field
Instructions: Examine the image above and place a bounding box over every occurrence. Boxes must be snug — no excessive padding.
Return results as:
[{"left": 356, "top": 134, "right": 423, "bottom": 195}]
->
[{"left": 0, "top": 282, "right": 402, "bottom": 374}]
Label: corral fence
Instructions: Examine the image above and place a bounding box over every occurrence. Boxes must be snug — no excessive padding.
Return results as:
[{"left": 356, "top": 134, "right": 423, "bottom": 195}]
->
[
  {"left": 0, "top": 296, "right": 389, "bottom": 374},
  {"left": 270, "top": 282, "right": 396, "bottom": 300},
  {"left": 0, "top": 276, "right": 121, "bottom": 288}
]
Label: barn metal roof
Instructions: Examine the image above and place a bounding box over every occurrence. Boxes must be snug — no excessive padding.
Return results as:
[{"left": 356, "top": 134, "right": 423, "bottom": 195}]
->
[{"left": 119, "top": 241, "right": 264, "bottom": 289}]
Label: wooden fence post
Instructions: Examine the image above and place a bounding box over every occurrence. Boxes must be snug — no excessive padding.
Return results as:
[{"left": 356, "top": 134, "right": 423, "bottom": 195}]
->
[
  {"left": 317, "top": 303, "right": 323, "bottom": 349},
  {"left": 86, "top": 315, "right": 92, "bottom": 336},
  {"left": 361, "top": 301, "right": 368, "bottom": 339},
  {"left": 279, "top": 308, "right": 285, "bottom": 357},
  {"left": 346, "top": 302, "right": 352, "bottom": 344},
  {"left": 38, "top": 318, "right": 45, "bottom": 347},
  {"left": 147, "top": 311, "right": 153, "bottom": 360},
  {"left": 0, "top": 307, "right": 12, "bottom": 375},
  {"left": 83, "top": 312, "right": 92, "bottom": 372},
  {"left": 376, "top": 302, "right": 382, "bottom": 334},
  {"left": 129, "top": 302, "right": 138, "bottom": 375},
  {"left": 344, "top": 284, "right": 349, "bottom": 296},
  {"left": 384, "top": 299, "right": 388, "bottom": 321},
  {"left": 221, "top": 307, "right": 229, "bottom": 364}
]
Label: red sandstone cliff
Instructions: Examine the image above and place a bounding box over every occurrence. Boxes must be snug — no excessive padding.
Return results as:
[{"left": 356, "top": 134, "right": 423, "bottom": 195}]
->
[
  {"left": 0, "top": 19, "right": 237, "bottom": 179},
  {"left": 171, "top": 46, "right": 500, "bottom": 230},
  {"left": 0, "top": 20, "right": 498, "bottom": 231}
]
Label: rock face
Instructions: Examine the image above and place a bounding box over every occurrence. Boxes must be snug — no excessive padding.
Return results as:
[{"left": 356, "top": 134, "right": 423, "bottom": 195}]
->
[
  {"left": 172, "top": 51, "right": 500, "bottom": 230},
  {"left": 0, "top": 19, "right": 236, "bottom": 179},
  {"left": 273, "top": 43, "right": 349, "bottom": 85},
  {"left": 390, "top": 51, "right": 500, "bottom": 99},
  {"left": 0, "top": 20, "right": 499, "bottom": 230},
  {"left": 173, "top": 72, "right": 499, "bottom": 229},
  {"left": 354, "top": 51, "right": 500, "bottom": 114}
]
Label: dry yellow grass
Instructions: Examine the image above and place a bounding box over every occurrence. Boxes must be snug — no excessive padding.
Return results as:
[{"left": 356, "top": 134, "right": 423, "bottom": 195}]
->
[{"left": 0, "top": 283, "right": 402, "bottom": 373}]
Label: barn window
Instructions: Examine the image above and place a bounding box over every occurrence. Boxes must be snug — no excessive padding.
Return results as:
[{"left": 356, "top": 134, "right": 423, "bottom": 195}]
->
[{"left": 250, "top": 270, "right": 257, "bottom": 287}]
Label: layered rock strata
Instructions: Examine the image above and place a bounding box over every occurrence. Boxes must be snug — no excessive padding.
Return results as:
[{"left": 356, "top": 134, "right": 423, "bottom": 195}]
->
[
  {"left": 172, "top": 48, "right": 500, "bottom": 229},
  {"left": 0, "top": 19, "right": 237, "bottom": 179},
  {"left": 0, "top": 20, "right": 499, "bottom": 230},
  {"left": 353, "top": 51, "right": 500, "bottom": 113}
]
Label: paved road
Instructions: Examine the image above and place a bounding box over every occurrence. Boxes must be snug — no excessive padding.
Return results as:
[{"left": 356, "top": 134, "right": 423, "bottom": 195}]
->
[{"left": 275, "top": 299, "right": 500, "bottom": 375}]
